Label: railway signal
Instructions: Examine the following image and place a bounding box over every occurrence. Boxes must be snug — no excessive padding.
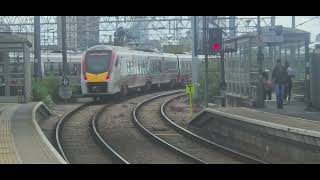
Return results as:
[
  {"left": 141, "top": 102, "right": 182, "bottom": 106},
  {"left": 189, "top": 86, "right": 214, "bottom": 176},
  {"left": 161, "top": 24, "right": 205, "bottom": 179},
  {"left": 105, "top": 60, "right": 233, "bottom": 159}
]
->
[{"left": 208, "top": 28, "right": 223, "bottom": 54}]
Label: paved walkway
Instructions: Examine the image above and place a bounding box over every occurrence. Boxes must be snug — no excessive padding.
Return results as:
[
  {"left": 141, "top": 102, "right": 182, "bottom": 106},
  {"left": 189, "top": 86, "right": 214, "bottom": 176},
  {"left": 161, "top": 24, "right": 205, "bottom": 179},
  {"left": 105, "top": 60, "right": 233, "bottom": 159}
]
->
[
  {"left": 214, "top": 98, "right": 320, "bottom": 133},
  {"left": 0, "top": 103, "right": 65, "bottom": 164},
  {"left": 256, "top": 100, "right": 320, "bottom": 121},
  {"left": 0, "top": 104, "right": 21, "bottom": 163}
]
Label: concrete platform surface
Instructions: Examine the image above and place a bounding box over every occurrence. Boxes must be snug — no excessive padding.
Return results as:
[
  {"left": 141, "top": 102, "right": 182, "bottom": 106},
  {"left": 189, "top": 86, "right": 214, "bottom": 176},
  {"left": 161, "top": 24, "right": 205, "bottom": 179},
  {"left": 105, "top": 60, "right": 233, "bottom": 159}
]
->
[
  {"left": 257, "top": 100, "right": 320, "bottom": 121},
  {"left": 215, "top": 105, "right": 320, "bottom": 133},
  {"left": 0, "top": 103, "right": 66, "bottom": 164}
]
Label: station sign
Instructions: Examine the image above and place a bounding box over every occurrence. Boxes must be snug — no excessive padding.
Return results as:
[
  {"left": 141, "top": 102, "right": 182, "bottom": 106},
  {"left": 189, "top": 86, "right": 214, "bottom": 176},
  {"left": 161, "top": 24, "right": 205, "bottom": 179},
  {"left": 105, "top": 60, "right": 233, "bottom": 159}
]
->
[
  {"left": 186, "top": 84, "right": 195, "bottom": 94},
  {"left": 224, "top": 39, "right": 237, "bottom": 53},
  {"left": 185, "top": 84, "right": 195, "bottom": 116},
  {"left": 260, "top": 26, "right": 284, "bottom": 43}
]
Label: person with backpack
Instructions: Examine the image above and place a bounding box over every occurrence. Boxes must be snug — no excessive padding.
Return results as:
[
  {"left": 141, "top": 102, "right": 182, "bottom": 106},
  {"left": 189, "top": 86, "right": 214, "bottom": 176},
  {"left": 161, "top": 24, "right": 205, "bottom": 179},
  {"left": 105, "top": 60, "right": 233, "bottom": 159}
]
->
[{"left": 272, "top": 59, "right": 287, "bottom": 109}]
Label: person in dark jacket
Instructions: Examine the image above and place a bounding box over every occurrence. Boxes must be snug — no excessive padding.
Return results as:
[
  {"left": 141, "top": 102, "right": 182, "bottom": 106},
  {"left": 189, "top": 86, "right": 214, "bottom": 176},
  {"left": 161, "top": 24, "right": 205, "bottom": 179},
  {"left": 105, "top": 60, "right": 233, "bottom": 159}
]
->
[{"left": 272, "top": 59, "right": 287, "bottom": 109}]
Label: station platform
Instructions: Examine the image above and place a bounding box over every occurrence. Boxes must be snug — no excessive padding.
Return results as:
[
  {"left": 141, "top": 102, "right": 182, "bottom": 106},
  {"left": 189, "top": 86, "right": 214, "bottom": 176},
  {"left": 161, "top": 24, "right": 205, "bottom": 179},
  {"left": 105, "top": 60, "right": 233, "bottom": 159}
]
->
[
  {"left": 214, "top": 101, "right": 320, "bottom": 133},
  {"left": 0, "top": 102, "right": 66, "bottom": 164},
  {"left": 254, "top": 100, "right": 320, "bottom": 122},
  {"left": 190, "top": 100, "right": 320, "bottom": 163}
]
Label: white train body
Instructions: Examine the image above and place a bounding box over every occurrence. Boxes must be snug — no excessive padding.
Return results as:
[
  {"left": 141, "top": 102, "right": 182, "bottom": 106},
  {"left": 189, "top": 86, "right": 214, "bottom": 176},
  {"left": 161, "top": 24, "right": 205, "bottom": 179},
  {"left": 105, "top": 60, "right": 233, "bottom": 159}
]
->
[{"left": 80, "top": 45, "right": 194, "bottom": 97}]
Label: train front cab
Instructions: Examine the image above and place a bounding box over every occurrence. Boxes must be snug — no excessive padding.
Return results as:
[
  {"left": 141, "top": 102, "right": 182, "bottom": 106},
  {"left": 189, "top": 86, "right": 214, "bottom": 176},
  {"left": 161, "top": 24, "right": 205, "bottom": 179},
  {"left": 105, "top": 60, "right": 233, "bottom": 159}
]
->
[{"left": 81, "top": 48, "right": 115, "bottom": 97}]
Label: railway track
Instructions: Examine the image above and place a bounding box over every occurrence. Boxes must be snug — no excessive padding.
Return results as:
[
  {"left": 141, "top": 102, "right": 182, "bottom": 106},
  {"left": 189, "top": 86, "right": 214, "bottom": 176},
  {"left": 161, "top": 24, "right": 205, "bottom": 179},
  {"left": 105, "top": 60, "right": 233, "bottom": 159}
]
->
[
  {"left": 55, "top": 90, "right": 195, "bottom": 164},
  {"left": 95, "top": 90, "right": 196, "bottom": 164},
  {"left": 133, "top": 91, "right": 267, "bottom": 164},
  {"left": 55, "top": 100, "right": 128, "bottom": 164},
  {"left": 161, "top": 93, "right": 268, "bottom": 164},
  {"left": 55, "top": 90, "right": 265, "bottom": 164}
]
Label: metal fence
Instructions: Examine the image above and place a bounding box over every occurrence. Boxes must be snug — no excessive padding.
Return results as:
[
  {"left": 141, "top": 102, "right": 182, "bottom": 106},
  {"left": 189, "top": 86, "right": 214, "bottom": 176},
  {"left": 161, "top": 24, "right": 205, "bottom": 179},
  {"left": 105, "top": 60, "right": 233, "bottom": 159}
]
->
[
  {"left": 224, "top": 27, "right": 310, "bottom": 102},
  {"left": 311, "top": 52, "right": 320, "bottom": 109}
]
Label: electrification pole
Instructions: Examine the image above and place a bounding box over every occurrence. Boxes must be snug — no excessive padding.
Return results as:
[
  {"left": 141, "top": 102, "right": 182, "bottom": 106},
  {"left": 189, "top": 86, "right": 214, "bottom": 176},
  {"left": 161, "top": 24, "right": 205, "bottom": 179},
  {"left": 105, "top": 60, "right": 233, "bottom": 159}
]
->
[
  {"left": 192, "top": 16, "right": 199, "bottom": 98},
  {"left": 61, "top": 16, "right": 68, "bottom": 85},
  {"left": 203, "top": 16, "right": 208, "bottom": 108},
  {"left": 256, "top": 16, "right": 265, "bottom": 108},
  {"left": 220, "top": 49, "right": 226, "bottom": 107},
  {"left": 292, "top": 16, "right": 295, "bottom": 28},
  {"left": 271, "top": 16, "right": 276, "bottom": 26},
  {"left": 34, "top": 16, "right": 41, "bottom": 81},
  {"left": 305, "top": 33, "right": 311, "bottom": 110}
]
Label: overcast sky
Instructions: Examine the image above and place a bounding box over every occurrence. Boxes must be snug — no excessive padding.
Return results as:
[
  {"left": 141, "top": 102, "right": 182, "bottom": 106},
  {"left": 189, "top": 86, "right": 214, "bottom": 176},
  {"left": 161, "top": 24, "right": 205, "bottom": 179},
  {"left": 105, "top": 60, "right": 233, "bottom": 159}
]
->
[{"left": 275, "top": 16, "right": 320, "bottom": 42}]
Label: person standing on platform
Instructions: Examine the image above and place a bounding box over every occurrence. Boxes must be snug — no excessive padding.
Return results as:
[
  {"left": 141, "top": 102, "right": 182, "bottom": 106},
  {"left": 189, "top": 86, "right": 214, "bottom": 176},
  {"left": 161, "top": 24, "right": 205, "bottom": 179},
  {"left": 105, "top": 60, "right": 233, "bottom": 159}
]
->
[
  {"left": 284, "top": 61, "right": 295, "bottom": 104},
  {"left": 272, "top": 59, "right": 287, "bottom": 109},
  {"left": 262, "top": 70, "right": 272, "bottom": 100}
]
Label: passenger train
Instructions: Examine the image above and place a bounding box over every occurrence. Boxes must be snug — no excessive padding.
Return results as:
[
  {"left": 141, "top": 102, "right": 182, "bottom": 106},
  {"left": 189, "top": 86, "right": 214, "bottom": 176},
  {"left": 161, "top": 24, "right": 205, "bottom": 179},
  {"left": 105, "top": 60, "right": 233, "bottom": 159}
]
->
[
  {"left": 81, "top": 45, "right": 195, "bottom": 97},
  {"left": 31, "top": 51, "right": 83, "bottom": 85},
  {"left": 30, "top": 46, "right": 202, "bottom": 98}
]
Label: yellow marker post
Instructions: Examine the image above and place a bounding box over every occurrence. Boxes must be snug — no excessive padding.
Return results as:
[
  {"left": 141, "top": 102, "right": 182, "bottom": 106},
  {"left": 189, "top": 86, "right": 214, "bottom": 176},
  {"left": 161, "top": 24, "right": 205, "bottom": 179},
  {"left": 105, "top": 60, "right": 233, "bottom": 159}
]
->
[{"left": 185, "top": 84, "right": 195, "bottom": 116}]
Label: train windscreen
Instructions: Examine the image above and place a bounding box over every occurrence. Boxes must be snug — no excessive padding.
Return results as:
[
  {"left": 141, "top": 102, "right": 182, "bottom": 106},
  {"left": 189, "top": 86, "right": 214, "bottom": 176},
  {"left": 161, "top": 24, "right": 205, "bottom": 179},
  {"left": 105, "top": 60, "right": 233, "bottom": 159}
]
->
[{"left": 86, "top": 52, "right": 111, "bottom": 74}]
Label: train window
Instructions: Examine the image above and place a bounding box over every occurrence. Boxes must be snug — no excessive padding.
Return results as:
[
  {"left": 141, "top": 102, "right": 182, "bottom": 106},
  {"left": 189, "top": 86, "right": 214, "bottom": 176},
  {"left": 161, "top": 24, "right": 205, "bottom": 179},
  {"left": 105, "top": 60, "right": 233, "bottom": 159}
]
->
[
  {"left": 134, "top": 61, "right": 137, "bottom": 74},
  {"left": 141, "top": 61, "right": 144, "bottom": 74},
  {"left": 138, "top": 61, "right": 143, "bottom": 74},
  {"left": 128, "top": 61, "right": 131, "bottom": 73},
  {"left": 127, "top": 61, "right": 134, "bottom": 74},
  {"left": 150, "top": 61, "right": 154, "bottom": 73},
  {"left": 140, "top": 61, "right": 144, "bottom": 74},
  {"left": 158, "top": 61, "right": 161, "bottom": 73},
  {"left": 182, "top": 62, "right": 185, "bottom": 72},
  {"left": 86, "top": 53, "right": 111, "bottom": 74},
  {"left": 127, "top": 62, "right": 130, "bottom": 73},
  {"left": 162, "top": 62, "right": 166, "bottom": 73},
  {"left": 44, "top": 63, "right": 50, "bottom": 75},
  {"left": 52, "top": 62, "right": 61, "bottom": 75},
  {"left": 143, "top": 61, "right": 148, "bottom": 74},
  {"left": 58, "top": 63, "right": 62, "bottom": 76},
  {"left": 151, "top": 61, "right": 156, "bottom": 74},
  {"left": 115, "top": 57, "right": 119, "bottom": 68}
]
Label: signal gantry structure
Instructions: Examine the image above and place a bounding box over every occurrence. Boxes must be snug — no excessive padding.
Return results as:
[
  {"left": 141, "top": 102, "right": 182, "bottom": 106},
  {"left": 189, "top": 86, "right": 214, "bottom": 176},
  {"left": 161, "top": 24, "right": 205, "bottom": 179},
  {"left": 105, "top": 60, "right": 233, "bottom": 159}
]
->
[{"left": 0, "top": 16, "right": 273, "bottom": 50}]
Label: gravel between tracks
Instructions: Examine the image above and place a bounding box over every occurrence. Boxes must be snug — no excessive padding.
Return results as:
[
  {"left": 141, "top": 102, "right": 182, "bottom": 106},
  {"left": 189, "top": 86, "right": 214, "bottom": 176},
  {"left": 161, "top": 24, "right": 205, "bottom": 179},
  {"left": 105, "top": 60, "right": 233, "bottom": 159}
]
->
[
  {"left": 138, "top": 94, "right": 244, "bottom": 164},
  {"left": 60, "top": 105, "right": 116, "bottom": 164},
  {"left": 164, "top": 95, "right": 203, "bottom": 128},
  {"left": 97, "top": 91, "right": 194, "bottom": 164},
  {"left": 38, "top": 104, "right": 82, "bottom": 149}
]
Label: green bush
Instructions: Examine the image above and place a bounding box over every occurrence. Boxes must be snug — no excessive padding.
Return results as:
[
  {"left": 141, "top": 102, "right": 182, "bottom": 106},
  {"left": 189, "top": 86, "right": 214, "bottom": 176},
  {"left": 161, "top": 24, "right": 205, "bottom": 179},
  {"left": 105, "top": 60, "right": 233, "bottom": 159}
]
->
[
  {"left": 31, "top": 74, "right": 61, "bottom": 106},
  {"left": 31, "top": 79, "right": 49, "bottom": 102},
  {"left": 41, "top": 74, "right": 61, "bottom": 102},
  {"left": 194, "top": 60, "right": 220, "bottom": 104},
  {"left": 31, "top": 79, "right": 55, "bottom": 107}
]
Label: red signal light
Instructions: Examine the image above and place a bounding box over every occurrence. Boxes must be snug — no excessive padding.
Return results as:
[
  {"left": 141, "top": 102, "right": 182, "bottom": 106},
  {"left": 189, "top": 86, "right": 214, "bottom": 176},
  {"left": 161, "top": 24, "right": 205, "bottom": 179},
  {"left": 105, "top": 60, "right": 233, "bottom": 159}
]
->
[
  {"left": 212, "top": 43, "right": 220, "bottom": 50},
  {"left": 106, "top": 74, "right": 110, "bottom": 80},
  {"left": 84, "top": 76, "right": 87, "bottom": 80}
]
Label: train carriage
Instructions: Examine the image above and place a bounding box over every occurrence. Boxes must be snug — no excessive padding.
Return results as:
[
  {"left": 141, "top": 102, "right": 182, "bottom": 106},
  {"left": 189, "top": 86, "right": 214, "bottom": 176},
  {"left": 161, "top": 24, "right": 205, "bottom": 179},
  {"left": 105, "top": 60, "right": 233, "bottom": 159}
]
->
[
  {"left": 81, "top": 45, "right": 193, "bottom": 97},
  {"left": 30, "top": 51, "right": 82, "bottom": 86}
]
